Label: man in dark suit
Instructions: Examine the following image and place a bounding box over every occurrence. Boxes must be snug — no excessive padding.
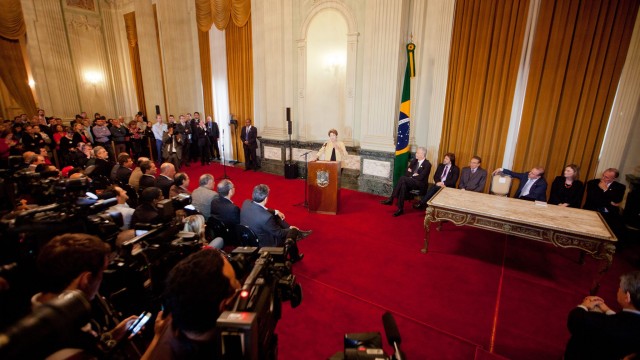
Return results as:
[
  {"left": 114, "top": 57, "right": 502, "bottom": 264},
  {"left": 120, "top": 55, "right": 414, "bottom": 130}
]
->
[
  {"left": 115, "top": 153, "right": 134, "bottom": 184},
  {"left": 413, "top": 152, "right": 460, "bottom": 210},
  {"left": 131, "top": 187, "right": 163, "bottom": 228},
  {"left": 493, "top": 166, "right": 547, "bottom": 202},
  {"left": 205, "top": 116, "right": 221, "bottom": 160},
  {"left": 156, "top": 162, "right": 175, "bottom": 199},
  {"left": 194, "top": 121, "right": 211, "bottom": 165},
  {"left": 175, "top": 115, "right": 192, "bottom": 167},
  {"left": 138, "top": 160, "right": 157, "bottom": 192},
  {"left": 381, "top": 147, "right": 431, "bottom": 216},
  {"left": 458, "top": 155, "right": 487, "bottom": 192},
  {"left": 210, "top": 179, "right": 240, "bottom": 226},
  {"left": 240, "top": 118, "right": 258, "bottom": 171},
  {"left": 583, "top": 168, "right": 627, "bottom": 240},
  {"left": 240, "top": 184, "right": 310, "bottom": 262},
  {"left": 162, "top": 125, "right": 182, "bottom": 171},
  {"left": 564, "top": 271, "right": 640, "bottom": 360}
]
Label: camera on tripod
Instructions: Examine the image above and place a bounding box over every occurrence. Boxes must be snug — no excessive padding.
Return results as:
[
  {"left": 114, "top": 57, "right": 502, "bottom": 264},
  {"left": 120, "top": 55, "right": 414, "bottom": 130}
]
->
[{"left": 217, "top": 246, "right": 302, "bottom": 360}]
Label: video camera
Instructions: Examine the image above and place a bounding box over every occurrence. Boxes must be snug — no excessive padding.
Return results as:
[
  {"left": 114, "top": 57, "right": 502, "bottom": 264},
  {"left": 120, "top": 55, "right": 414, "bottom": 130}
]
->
[{"left": 216, "top": 246, "right": 302, "bottom": 360}]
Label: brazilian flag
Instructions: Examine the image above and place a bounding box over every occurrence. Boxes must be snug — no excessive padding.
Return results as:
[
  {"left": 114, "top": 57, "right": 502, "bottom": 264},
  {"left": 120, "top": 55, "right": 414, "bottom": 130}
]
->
[{"left": 393, "top": 43, "right": 416, "bottom": 187}]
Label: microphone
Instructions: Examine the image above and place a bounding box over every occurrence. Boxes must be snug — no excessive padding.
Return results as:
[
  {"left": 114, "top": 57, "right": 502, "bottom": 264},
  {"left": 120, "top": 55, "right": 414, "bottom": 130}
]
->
[
  {"left": 320, "top": 142, "right": 327, "bottom": 148},
  {"left": 382, "top": 312, "right": 404, "bottom": 360},
  {"left": 299, "top": 150, "right": 312, "bottom": 157}
]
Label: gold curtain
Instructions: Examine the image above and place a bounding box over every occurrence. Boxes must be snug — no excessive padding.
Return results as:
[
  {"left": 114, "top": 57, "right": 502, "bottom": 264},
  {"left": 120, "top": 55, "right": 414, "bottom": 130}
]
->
[
  {"left": 194, "top": 0, "right": 251, "bottom": 31},
  {"left": 513, "top": 0, "right": 638, "bottom": 188},
  {"left": 226, "top": 18, "right": 253, "bottom": 162},
  {"left": 124, "top": 12, "right": 146, "bottom": 116},
  {"left": 440, "top": 0, "right": 530, "bottom": 191},
  {"left": 0, "top": 0, "right": 37, "bottom": 117},
  {"left": 198, "top": 30, "right": 214, "bottom": 119}
]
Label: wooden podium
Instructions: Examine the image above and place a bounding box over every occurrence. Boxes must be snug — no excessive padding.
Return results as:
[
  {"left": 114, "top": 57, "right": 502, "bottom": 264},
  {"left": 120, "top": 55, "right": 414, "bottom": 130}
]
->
[{"left": 307, "top": 161, "right": 341, "bottom": 214}]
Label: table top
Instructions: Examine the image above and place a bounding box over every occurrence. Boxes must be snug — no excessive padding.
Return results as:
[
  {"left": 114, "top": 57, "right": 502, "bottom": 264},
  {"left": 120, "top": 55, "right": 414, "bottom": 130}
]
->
[{"left": 428, "top": 187, "right": 616, "bottom": 242}]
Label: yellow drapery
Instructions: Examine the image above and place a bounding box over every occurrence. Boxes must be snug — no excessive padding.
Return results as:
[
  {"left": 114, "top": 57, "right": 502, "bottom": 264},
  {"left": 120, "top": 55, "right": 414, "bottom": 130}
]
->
[
  {"left": 513, "top": 0, "right": 638, "bottom": 190},
  {"left": 198, "top": 30, "right": 214, "bottom": 120},
  {"left": 440, "top": 0, "right": 530, "bottom": 191},
  {"left": 226, "top": 19, "right": 253, "bottom": 163},
  {"left": 0, "top": 0, "right": 37, "bottom": 116},
  {"left": 124, "top": 12, "right": 146, "bottom": 116},
  {"left": 194, "top": 0, "right": 252, "bottom": 162}
]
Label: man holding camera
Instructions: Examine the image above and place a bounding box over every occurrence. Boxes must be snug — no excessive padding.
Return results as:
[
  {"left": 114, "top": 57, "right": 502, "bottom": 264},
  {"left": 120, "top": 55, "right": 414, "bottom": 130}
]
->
[{"left": 31, "top": 233, "right": 137, "bottom": 358}]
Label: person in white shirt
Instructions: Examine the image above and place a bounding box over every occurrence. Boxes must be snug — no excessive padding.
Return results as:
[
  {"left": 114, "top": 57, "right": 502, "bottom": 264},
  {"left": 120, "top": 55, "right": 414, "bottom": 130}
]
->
[{"left": 151, "top": 115, "right": 167, "bottom": 163}]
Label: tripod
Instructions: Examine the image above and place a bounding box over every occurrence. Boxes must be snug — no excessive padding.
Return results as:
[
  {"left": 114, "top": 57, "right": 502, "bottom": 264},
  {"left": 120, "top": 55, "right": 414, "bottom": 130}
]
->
[
  {"left": 294, "top": 151, "right": 311, "bottom": 208},
  {"left": 220, "top": 128, "right": 230, "bottom": 179}
]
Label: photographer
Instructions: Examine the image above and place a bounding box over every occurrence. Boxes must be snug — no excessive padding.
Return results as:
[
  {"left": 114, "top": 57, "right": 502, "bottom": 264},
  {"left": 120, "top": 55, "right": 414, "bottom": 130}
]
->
[
  {"left": 141, "top": 248, "right": 240, "bottom": 359},
  {"left": 32, "top": 233, "right": 137, "bottom": 358},
  {"left": 131, "top": 187, "right": 163, "bottom": 229}
]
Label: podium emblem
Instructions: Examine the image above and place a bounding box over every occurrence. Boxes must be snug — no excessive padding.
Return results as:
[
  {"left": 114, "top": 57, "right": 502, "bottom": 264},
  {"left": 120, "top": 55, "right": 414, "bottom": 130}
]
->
[{"left": 316, "top": 170, "right": 329, "bottom": 188}]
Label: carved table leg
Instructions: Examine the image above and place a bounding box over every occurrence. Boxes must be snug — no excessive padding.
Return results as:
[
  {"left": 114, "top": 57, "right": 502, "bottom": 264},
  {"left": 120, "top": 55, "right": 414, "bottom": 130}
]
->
[
  {"left": 589, "top": 243, "right": 616, "bottom": 295},
  {"left": 421, "top": 207, "right": 433, "bottom": 253}
]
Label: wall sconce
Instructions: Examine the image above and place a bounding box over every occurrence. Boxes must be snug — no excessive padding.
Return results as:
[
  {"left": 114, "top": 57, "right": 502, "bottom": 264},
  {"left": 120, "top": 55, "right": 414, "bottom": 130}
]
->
[
  {"left": 323, "top": 52, "right": 346, "bottom": 74},
  {"left": 28, "top": 79, "right": 35, "bottom": 88},
  {"left": 84, "top": 71, "right": 103, "bottom": 85}
]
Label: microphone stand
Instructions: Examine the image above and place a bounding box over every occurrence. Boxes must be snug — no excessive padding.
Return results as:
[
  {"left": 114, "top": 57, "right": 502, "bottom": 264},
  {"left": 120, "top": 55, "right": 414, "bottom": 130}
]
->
[
  {"left": 221, "top": 128, "right": 230, "bottom": 179},
  {"left": 294, "top": 151, "right": 312, "bottom": 208}
]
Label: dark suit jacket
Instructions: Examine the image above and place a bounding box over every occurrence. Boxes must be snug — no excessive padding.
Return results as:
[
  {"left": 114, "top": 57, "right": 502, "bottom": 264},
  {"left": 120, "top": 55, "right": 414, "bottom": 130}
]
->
[
  {"left": 458, "top": 167, "right": 487, "bottom": 192},
  {"left": 548, "top": 176, "right": 585, "bottom": 208},
  {"left": 205, "top": 121, "right": 219, "bottom": 139},
  {"left": 130, "top": 203, "right": 160, "bottom": 229},
  {"left": 240, "top": 200, "right": 288, "bottom": 247},
  {"left": 583, "top": 179, "right": 626, "bottom": 214},
  {"left": 400, "top": 159, "right": 431, "bottom": 193},
  {"left": 156, "top": 175, "right": 174, "bottom": 199},
  {"left": 565, "top": 307, "right": 640, "bottom": 360},
  {"left": 433, "top": 163, "right": 460, "bottom": 188},
  {"left": 139, "top": 174, "right": 156, "bottom": 191},
  {"left": 162, "top": 133, "right": 183, "bottom": 160},
  {"left": 211, "top": 196, "right": 241, "bottom": 226},
  {"left": 194, "top": 126, "right": 209, "bottom": 147},
  {"left": 502, "top": 169, "right": 548, "bottom": 202},
  {"left": 240, "top": 126, "right": 258, "bottom": 149},
  {"left": 116, "top": 166, "right": 132, "bottom": 185}
]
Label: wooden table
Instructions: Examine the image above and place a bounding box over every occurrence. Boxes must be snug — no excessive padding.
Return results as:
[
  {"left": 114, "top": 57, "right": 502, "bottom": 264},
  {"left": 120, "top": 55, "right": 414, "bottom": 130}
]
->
[{"left": 423, "top": 187, "right": 617, "bottom": 294}]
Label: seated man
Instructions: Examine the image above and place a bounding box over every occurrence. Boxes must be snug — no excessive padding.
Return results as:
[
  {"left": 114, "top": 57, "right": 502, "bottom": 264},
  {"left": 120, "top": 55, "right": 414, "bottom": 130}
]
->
[
  {"left": 102, "top": 185, "right": 135, "bottom": 230},
  {"left": 413, "top": 152, "right": 460, "bottom": 210},
  {"left": 141, "top": 249, "right": 241, "bottom": 359},
  {"left": 380, "top": 147, "right": 431, "bottom": 216},
  {"left": 493, "top": 166, "right": 547, "bottom": 202},
  {"left": 210, "top": 179, "right": 240, "bottom": 226},
  {"left": 33, "top": 233, "right": 137, "bottom": 359},
  {"left": 138, "top": 160, "right": 157, "bottom": 192},
  {"left": 156, "top": 162, "right": 176, "bottom": 199},
  {"left": 191, "top": 173, "right": 217, "bottom": 219},
  {"left": 115, "top": 153, "right": 134, "bottom": 184},
  {"left": 131, "top": 187, "right": 163, "bottom": 228},
  {"left": 583, "top": 168, "right": 626, "bottom": 240},
  {"left": 458, "top": 155, "right": 487, "bottom": 192},
  {"left": 564, "top": 271, "right": 640, "bottom": 359},
  {"left": 240, "top": 184, "right": 310, "bottom": 261}
]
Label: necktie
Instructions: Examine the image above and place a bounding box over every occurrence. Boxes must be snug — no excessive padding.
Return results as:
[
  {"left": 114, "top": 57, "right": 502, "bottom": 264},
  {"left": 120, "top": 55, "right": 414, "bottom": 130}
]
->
[
  {"left": 330, "top": 148, "right": 336, "bottom": 161},
  {"left": 441, "top": 166, "right": 449, "bottom": 181},
  {"left": 521, "top": 179, "right": 535, "bottom": 197}
]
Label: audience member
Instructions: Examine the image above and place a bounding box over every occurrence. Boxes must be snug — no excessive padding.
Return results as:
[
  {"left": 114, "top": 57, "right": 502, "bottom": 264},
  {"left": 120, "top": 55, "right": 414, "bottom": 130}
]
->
[
  {"left": 564, "top": 271, "right": 640, "bottom": 360},
  {"left": 458, "top": 156, "right": 487, "bottom": 192},
  {"left": 175, "top": 115, "right": 192, "bottom": 167},
  {"left": 240, "top": 184, "right": 309, "bottom": 261},
  {"left": 191, "top": 173, "right": 217, "bottom": 219},
  {"left": 548, "top": 164, "right": 584, "bottom": 208},
  {"left": 240, "top": 118, "right": 258, "bottom": 171},
  {"left": 493, "top": 166, "right": 547, "bottom": 202},
  {"left": 204, "top": 116, "right": 220, "bottom": 161},
  {"left": 210, "top": 179, "right": 240, "bottom": 226},
  {"left": 152, "top": 115, "right": 167, "bottom": 164},
  {"left": 169, "top": 172, "right": 190, "bottom": 198},
  {"left": 141, "top": 248, "right": 241, "bottom": 359},
  {"left": 156, "top": 163, "right": 176, "bottom": 199},
  {"left": 103, "top": 185, "right": 135, "bottom": 230},
  {"left": 413, "top": 152, "right": 460, "bottom": 211},
  {"left": 110, "top": 117, "right": 129, "bottom": 156},
  {"left": 131, "top": 187, "right": 163, "bottom": 228},
  {"left": 194, "top": 120, "right": 211, "bottom": 165},
  {"left": 138, "top": 160, "right": 158, "bottom": 192},
  {"left": 115, "top": 153, "right": 134, "bottom": 184},
  {"left": 129, "top": 157, "right": 150, "bottom": 190},
  {"left": 380, "top": 147, "right": 431, "bottom": 216},
  {"left": 183, "top": 214, "right": 223, "bottom": 249},
  {"left": 162, "top": 125, "right": 182, "bottom": 171}
]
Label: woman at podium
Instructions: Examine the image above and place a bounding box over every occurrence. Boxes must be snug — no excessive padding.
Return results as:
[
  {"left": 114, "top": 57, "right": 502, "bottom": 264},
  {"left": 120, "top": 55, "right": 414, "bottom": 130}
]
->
[{"left": 314, "top": 129, "right": 347, "bottom": 161}]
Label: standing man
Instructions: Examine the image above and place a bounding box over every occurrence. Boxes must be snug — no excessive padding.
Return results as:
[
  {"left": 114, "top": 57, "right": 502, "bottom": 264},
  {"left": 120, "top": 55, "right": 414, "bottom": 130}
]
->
[
  {"left": 564, "top": 271, "right": 640, "bottom": 359},
  {"left": 458, "top": 155, "right": 487, "bottom": 192},
  {"left": 151, "top": 115, "right": 167, "bottom": 164},
  {"left": 205, "top": 116, "right": 220, "bottom": 161},
  {"left": 493, "top": 166, "right": 547, "bottom": 202},
  {"left": 110, "top": 117, "right": 129, "bottom": 156},
  {"left": 583, "top": 168, "right": 626, "bottom": 239},
  {"left": 240, "top": 118, "right": 258, "bottom": 171},
  {"left": 413, "top": 152, "right": 460, "bottom": 210},
  {"left": 195, "top": 120, "right": 211, "bottom": 165},
  {"left": 380, "top": 147, "right": 431, "bottom": 216},
  {"left": 162, "top": 124, "right": 182, "bottom": 171},
  {"left": 175, "top": 114, "right": 192, "bottom": 167}
]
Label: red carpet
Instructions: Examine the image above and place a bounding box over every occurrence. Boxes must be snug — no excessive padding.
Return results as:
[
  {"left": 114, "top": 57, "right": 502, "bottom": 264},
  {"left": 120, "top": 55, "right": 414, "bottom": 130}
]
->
[{"left": 181, "top": 162, "right": 640, "bottom": 359}]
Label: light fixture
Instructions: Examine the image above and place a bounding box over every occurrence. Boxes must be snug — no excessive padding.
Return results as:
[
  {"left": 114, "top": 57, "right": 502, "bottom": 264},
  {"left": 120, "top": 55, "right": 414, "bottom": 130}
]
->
[
  {"left": 84, "top": 71, "right": 103, "bottom": 85},
  {"left": 28, "top": 79, "right": 35, "bottom": 87}
]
